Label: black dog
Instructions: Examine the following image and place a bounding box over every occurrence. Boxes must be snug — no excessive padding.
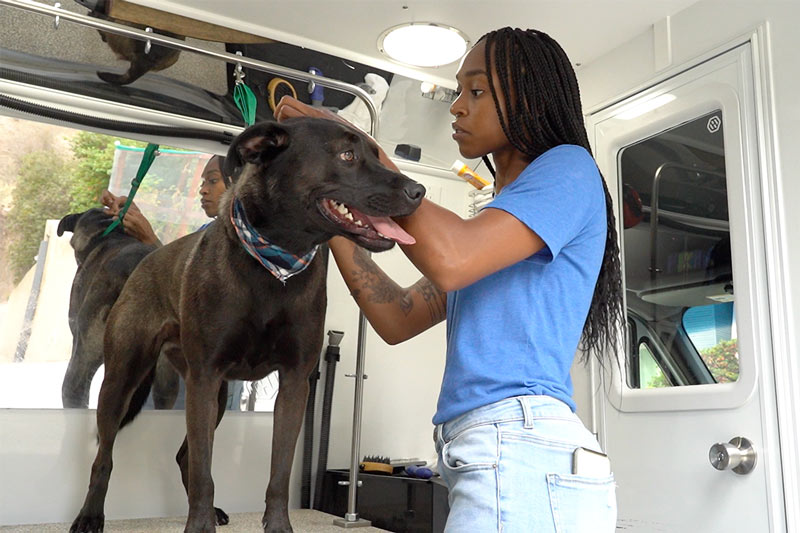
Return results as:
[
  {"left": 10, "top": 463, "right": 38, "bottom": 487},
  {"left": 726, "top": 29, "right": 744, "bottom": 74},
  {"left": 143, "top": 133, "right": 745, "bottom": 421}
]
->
[
  {"left": 70, "top": 118, "right": 425, "bottom": 533},
  {"left": 57, "top": 210, "right": 179, "bottom": 409},
  {"left": 89, "top": 11, "right": 184, "bottom": 86}
]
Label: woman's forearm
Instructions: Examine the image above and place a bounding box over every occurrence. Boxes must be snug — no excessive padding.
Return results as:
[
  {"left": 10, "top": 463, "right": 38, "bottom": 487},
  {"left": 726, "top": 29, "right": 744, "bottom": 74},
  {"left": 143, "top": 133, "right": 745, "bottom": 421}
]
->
[{"left": 329, "top": 236, "right": 446, "bottom": 344}]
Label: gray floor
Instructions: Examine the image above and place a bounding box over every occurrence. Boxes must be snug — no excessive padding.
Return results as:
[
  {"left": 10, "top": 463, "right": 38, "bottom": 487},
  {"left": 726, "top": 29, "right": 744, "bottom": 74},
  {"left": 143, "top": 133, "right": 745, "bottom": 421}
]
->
[{"left": 0, "top": 510, "right": 388, "bottom": 533}]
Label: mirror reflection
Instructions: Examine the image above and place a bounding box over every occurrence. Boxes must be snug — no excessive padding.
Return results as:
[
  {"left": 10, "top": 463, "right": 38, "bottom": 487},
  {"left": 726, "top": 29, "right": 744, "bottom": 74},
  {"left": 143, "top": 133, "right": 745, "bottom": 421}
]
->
[
  {"left": 619, "top": 110, "right": 738, "bottom": 389},
  {"left": 0, "top": 0, "right": 474, "bottom": 409},
  {"left": 0, "top": 116, "right": 279, "bottom": 410}
]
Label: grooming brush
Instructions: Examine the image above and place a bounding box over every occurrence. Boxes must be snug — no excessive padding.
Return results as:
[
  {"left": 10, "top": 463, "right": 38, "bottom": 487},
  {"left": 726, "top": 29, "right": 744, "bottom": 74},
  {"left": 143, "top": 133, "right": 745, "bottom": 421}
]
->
[{"left": 360, "top": 455, "right": 393, "bottom": 475}]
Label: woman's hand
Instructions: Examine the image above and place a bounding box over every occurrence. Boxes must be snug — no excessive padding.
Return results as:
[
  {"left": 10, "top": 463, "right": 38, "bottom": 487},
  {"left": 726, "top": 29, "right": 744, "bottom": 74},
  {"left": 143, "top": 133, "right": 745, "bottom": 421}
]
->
[
  {"left": 274, "top": 95, "right": 346, "bottom": 124},
  {"left": 274, "top": 96, "right": 400, "bottom": 173},
  {"left": 115, "top": 207, "right": 160, "bottom": 246},
  {"left": 101, "top": 189, "right": 126, "bottom": 216},
  {"left": 101, "top": 189, "right": 161, "bottom": 246}
]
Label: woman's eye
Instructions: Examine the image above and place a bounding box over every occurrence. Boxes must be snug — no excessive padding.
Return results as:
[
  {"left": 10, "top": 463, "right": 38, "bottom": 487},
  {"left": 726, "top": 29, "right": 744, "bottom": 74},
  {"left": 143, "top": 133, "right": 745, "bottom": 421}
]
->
[
  {"left": 471, "top": 89, "right": 484, "bottom": 97},
  {"left": 340, "top": 150, "right": 355, "bottom": 161}
]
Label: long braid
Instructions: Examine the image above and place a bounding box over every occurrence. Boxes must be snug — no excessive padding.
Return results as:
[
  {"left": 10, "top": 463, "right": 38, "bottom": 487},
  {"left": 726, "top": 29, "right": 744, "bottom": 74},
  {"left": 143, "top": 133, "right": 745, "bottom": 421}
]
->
[{"left": 481, "top": 28, "right": 624, "bottom": 365}]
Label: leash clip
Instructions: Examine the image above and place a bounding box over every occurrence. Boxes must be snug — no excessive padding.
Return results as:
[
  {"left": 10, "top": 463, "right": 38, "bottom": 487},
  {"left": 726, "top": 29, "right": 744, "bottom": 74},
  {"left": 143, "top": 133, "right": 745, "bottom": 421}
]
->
[
  {"left": 144, "top": 27, "right": 153, "bottom": 54},
  {"left": 53, "top": 2, "right": 61, "bottom": 30},
  {"left": 234, "top": 50, "right": 246, "bottom": 85}
]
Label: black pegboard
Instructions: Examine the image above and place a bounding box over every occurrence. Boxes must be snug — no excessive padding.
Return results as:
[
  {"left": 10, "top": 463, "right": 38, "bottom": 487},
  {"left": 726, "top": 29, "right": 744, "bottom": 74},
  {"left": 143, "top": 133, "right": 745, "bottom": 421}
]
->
[{"left": 224, "top": 42, "right": 394, "bottom": 122}]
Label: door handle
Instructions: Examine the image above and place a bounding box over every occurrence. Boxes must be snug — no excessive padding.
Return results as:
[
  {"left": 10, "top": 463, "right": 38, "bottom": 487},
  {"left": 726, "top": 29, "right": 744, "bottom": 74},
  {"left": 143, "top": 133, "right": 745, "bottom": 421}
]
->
[{"left": 709, "top": 437, "right": 757, "bottom": 475}]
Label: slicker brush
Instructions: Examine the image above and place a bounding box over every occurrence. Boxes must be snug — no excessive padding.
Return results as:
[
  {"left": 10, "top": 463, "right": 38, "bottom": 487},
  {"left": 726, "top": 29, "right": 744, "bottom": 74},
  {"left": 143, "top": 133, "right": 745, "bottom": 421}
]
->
[{"left": 359, "top": 455, "right": 393, "bottom": 475}]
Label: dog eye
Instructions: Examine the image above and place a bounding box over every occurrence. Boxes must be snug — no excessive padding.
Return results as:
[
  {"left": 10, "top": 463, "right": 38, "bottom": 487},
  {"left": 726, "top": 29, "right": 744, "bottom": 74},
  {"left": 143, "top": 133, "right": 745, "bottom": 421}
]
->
[{"left": 339, "top": 150, "right": 356, "bottom": 162}]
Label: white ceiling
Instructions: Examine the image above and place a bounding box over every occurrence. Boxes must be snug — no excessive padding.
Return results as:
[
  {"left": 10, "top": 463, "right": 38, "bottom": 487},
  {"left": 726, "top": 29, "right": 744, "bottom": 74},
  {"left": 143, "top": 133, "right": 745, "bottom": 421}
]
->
[{"left": 133, "top": 0, "right": 700, "bottom": 87}]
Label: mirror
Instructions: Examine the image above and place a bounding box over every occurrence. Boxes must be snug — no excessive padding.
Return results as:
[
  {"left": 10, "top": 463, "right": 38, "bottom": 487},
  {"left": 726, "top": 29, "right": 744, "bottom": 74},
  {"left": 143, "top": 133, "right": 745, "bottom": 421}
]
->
[
  {"left": 0, "top": 0, "right": 476, "bottom": 409},
  {"left": 1, "top": 0, "right": 476, "bottom": 171},
  {"left": 0, "top": 115, "right": 281, "bottom": 409},
  {"left": 619, "top": 110, "right": 738, "bottom": 389}
]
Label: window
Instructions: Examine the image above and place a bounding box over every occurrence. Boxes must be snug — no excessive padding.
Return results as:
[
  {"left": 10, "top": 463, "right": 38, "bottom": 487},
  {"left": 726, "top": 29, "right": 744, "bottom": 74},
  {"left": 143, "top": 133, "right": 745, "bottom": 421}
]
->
[{"left": 619, "top": 110, "right": 737, "bottom": 388}]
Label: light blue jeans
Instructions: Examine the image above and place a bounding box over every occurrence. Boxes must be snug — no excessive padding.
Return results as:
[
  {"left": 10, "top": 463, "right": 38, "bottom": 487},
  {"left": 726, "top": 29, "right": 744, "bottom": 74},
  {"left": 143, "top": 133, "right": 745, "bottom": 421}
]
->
[{"left": 434, "top": 395, "right": 616, "bottom": 532}]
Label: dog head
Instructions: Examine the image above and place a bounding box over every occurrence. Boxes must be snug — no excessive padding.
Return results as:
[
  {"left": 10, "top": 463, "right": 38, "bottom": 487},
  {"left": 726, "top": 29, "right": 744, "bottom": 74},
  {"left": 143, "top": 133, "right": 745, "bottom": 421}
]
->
[
  {"left": 57, "top": 208, "right": 120, "bottom": 264},
  {"left": 224, "top": 118, "right": 426, "bottom": 253}
]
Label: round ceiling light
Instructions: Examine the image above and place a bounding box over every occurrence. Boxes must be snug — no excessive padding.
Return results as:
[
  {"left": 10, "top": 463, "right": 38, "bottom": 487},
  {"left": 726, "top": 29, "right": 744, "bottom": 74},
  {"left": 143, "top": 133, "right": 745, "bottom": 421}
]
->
[{"left": 378, "top": 23, "right": 469, "bottom": 68}]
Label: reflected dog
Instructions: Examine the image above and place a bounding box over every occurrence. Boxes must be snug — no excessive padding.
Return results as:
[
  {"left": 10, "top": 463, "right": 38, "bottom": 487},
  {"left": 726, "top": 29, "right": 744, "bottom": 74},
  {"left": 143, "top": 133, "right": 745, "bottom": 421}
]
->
[
  {"left": 89, "top": 10, "right": 184, "bottom": 86},
  {"left": 57, "top": 209, "right": 178, "bottom": 409},
  {"left": 70, "top": 118, "right": 425, "bottom": 533}
]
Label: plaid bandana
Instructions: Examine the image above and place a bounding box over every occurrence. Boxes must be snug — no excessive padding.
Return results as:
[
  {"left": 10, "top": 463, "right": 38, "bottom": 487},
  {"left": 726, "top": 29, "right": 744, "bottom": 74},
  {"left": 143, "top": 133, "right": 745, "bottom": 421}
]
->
[{"left": 230, "top": 198, "right": 318, "bottom": 284}]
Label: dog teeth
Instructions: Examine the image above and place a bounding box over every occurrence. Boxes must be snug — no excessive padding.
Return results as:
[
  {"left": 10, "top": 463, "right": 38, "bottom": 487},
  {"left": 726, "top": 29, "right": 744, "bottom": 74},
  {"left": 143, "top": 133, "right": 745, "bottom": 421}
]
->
[
  {"left": 355, "top": 220, "right": 363, "bottom": 226},
  {"left": 331, "top": 200, "right": 350, "bottom": 216}
]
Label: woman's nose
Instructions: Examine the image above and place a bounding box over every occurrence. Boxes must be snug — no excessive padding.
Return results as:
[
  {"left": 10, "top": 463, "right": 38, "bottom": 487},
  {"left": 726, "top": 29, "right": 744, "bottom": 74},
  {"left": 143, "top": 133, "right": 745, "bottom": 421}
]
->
[{"left": 450, "top": 94, "right": 465, "bottom": 117}]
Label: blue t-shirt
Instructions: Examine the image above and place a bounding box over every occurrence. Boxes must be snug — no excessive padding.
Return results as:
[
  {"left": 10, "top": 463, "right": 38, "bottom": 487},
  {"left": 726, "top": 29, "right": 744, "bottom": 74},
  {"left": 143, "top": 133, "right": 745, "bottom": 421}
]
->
[{"left": 433, "top": 144, "right": 607, "bottom": 425}]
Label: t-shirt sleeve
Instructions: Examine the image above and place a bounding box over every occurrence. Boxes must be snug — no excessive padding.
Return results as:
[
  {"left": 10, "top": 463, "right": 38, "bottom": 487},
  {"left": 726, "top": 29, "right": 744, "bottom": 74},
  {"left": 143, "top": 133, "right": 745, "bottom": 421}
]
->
[{"left": 484, "top": 145, "right": 603, "bottom": 263}]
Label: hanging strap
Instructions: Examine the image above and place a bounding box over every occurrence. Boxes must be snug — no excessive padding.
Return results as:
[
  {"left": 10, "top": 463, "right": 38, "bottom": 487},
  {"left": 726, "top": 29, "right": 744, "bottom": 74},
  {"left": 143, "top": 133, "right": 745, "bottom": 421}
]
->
[
  {"left": 233, "top": 52, "right": 257, "bottom": 126},
  {"left": 234, "top": 82, "right": 257, "bottom": 127},
  {"left": 102, "top": 143, "right": 159, "bottom": 236}
]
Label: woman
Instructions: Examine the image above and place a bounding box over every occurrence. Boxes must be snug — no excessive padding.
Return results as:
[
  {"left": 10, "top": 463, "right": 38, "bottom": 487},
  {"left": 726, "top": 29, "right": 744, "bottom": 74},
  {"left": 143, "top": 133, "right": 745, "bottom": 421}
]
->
[
  {"left": 277, "top": 27, "right": 622, "bottom": 532},
  {"left": 198, "top": 154, "right": 228, "bottom": 218},
  {"left": 101, "top": 154, "right": 228, "bottom": 241}
]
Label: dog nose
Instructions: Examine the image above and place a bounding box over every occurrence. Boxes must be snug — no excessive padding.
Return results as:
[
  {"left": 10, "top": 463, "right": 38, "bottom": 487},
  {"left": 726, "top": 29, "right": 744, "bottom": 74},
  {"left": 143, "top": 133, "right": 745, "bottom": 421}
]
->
[{"left": 405, "top": 182, "right": 426, "bottom": 202}]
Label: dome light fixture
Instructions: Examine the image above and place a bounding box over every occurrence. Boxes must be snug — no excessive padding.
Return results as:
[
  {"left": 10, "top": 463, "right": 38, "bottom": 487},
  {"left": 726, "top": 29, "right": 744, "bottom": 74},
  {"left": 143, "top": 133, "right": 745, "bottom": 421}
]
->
[{"left": 378, "top": 22, "right": 469, "bottom": 68}]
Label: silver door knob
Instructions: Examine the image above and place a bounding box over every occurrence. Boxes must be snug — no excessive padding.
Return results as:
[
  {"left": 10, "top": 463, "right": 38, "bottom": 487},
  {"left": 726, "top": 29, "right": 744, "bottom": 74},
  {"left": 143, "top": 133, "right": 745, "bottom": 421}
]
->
[{"left": 709, "top": 437, "right": 757, "bottom": 475}]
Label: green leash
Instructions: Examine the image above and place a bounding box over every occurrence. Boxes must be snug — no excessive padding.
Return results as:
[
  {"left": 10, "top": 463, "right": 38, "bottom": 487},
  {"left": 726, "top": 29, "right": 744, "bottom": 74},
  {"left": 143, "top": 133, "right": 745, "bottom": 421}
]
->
[
  {"left": 232, "top": 53, "right": 257, "bottom": 127},
  {"left": 103, "top": 57, "right": 255, "bottom": 239},
  {"left": 234, "top": 82, "right": 257, "bottom": 127},
  {"left": 102, "top": 143, "right": 159, "bottom": 236}
]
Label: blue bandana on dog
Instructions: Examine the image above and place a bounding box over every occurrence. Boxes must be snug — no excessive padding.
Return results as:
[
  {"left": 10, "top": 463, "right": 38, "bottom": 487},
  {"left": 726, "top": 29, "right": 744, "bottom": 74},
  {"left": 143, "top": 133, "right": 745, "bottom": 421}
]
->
[{"left": 230, "top": 198, "right": 318, "bottom": 284}]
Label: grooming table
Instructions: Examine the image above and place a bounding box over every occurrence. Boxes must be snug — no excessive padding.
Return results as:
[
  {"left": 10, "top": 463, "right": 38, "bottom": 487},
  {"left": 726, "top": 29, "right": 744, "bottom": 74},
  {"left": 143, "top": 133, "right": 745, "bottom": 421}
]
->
[{"left": 0, "top": 510, "right": 390, "bottom": 532}]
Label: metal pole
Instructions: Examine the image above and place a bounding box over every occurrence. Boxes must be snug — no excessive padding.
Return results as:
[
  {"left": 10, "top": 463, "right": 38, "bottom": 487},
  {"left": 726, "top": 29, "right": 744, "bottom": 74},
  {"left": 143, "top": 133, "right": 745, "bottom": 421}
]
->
[
  {"left": 0, "top": 0, "right": 379, "bottom": 136},
  {"left": 14, "top": 239, "right": 48, "bottom": 362},
  {"left": 332, "top": 312, "right": 372, "bottom": 528}
]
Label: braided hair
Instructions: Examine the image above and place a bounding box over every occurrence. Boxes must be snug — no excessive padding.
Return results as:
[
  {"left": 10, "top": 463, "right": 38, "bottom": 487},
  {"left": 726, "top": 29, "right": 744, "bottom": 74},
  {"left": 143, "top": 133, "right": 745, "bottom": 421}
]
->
[{"left": 479, "top": 27, "right": 624, "bottom": 365}]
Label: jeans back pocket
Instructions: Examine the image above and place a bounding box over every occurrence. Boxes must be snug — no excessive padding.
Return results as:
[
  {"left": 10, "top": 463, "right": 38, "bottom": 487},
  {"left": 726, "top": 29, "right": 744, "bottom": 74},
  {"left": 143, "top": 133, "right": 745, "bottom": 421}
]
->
[{"left": 546, "top": 473, "right": 616, "bottom": 533}]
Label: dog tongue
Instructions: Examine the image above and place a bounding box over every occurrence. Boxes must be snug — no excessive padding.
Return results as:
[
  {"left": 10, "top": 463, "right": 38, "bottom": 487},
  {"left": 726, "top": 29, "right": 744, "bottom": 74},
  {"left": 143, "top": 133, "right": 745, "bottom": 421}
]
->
[{"left": 365, "top": 215, "right": 416, "bottom": 245}]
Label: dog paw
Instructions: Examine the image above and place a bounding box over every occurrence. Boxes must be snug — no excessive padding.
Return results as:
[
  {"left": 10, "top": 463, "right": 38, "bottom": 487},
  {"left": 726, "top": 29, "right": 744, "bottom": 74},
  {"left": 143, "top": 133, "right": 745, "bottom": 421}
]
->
[
  {"left": 70, "top": 514, "right": 104, "bottom": 533},
  {"left": 261, "top": 516, "right": 293, "bottom": 533},
  {"left": 262, "top": 526, "right": 293, "bottom": 533},
  {"left": 214, "top": 507, "right": 230, "bottom": 526}
]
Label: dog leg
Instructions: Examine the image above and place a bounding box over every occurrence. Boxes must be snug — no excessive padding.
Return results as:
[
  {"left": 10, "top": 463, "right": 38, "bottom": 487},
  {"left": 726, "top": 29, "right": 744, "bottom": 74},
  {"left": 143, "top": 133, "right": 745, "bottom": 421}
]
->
[
  {"left": 70, "top": 349, "right": 157, "bottom": 533},
  {"left": 261, "top": 367, "right": 310, "bottom": 533},
  {"left": 183, "top": 371, "right": 225, "bottom": 533},
  {"left": 152, "top": 348, "right": 180, "bottom": 409},
  {"left": 61, "top": 334, "right": 102, "bottom": 408},
  {"left": 176, "top": 381, "right": 230, "bottom": 526}
]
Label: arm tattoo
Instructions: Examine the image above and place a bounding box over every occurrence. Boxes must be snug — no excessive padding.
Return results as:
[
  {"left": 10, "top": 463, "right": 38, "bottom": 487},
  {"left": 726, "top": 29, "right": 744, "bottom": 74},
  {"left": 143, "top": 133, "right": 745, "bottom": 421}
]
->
[
  {"left": 351, "top": 247, "right": 413, "bottom": 316},
  {"left": 413, "top": 279, "right": 447, "bottom": 324}
]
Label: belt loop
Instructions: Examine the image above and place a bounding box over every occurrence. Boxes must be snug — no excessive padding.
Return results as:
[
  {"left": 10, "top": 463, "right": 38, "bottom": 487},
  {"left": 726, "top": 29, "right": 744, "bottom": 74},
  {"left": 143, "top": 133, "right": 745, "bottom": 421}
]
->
[{"left": 518, "top": 396, "right": 534, "bottom": 429}]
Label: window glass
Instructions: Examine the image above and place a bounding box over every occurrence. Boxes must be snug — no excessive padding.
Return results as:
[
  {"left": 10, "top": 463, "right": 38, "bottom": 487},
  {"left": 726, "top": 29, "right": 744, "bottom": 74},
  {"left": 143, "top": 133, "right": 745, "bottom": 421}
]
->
[
  {"left": 619, "top": 110, "right": 737, "bottom": 388},
  {"left": 683, "top": 303, "right": 739, "bottom": 383},
  {"left": 639, "top": 341, "right": 670, "bottom": 389}
]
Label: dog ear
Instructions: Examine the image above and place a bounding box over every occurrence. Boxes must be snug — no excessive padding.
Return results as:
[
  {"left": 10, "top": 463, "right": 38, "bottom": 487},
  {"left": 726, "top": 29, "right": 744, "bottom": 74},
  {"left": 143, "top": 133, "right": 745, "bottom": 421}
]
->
[
  {"left": 57, "top": 213, "right": 82, "bottom": 236},
  {"left": 233, "top": 123, "right": 290, "bottom": 167}
]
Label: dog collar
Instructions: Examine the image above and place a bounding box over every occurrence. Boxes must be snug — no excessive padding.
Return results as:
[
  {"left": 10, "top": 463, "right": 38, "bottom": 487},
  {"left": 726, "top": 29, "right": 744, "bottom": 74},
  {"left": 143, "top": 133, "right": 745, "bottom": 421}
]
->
[{"left": 230, "top": 198, "right": 318, "bottom": 284}]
